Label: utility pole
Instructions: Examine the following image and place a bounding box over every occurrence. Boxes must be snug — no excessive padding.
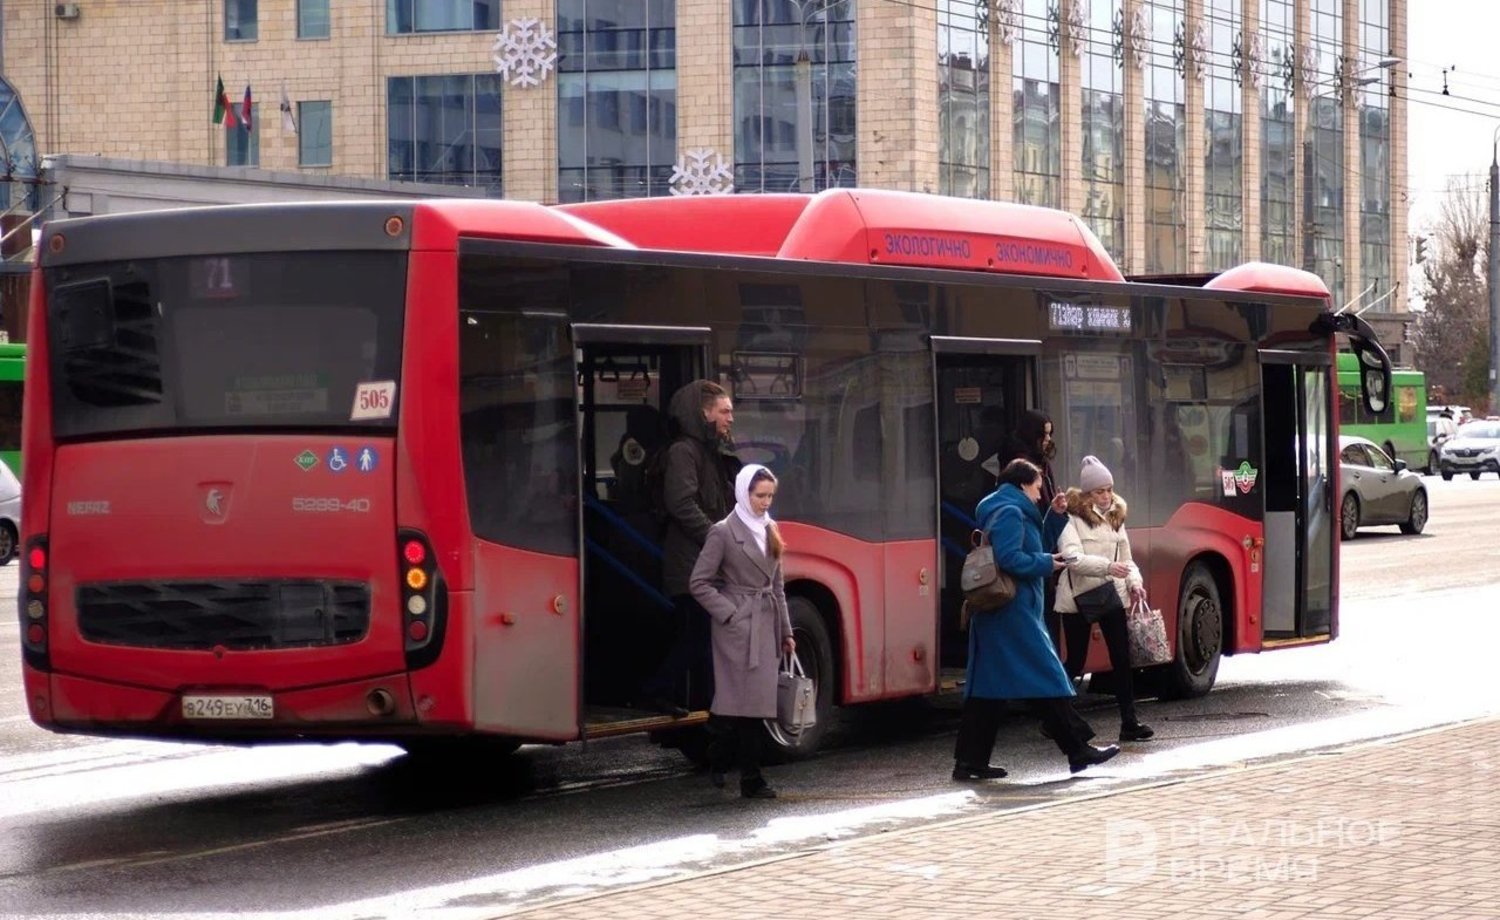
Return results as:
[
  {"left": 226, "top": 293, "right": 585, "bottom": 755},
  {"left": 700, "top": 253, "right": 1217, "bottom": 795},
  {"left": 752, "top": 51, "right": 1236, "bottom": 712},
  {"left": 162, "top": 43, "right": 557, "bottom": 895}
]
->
[{"left": 1490, "top": 135, "right": 1500, "bottom": 413}]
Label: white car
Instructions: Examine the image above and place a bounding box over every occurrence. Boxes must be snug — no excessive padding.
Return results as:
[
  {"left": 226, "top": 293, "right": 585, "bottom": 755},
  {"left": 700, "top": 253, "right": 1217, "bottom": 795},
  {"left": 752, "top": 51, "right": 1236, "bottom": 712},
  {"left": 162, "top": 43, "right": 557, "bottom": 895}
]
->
[
  {"left": 1438, "top": 420, "right": 1500, "bottom": 480},
  {"left": 0, "top": 459, "right": 19, "bottom": 564}
]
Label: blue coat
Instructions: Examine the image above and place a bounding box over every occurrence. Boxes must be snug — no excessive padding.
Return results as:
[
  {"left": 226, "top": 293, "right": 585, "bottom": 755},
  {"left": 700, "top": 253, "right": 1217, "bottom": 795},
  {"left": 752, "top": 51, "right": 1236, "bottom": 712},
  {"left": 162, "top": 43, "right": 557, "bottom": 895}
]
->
[{"left": 964, "top": 483, "right": 1075, "bottom": 700}]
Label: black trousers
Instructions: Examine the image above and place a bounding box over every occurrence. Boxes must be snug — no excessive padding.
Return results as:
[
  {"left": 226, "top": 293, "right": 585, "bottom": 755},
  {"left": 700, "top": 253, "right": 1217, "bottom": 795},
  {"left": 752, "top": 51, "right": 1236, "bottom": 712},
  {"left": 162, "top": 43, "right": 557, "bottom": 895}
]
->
[
  {"left": 954, "top": 696, "right": 1096, "bottom": 765},
  {"left": 1062, "top": 609, "right": 1138, "bottom": 726},
  {"left": 708, "top": 714, "right": 766, "bottom": 790},
  {"left": 642, "top": 594, "right": 715, "bottom": 710}
]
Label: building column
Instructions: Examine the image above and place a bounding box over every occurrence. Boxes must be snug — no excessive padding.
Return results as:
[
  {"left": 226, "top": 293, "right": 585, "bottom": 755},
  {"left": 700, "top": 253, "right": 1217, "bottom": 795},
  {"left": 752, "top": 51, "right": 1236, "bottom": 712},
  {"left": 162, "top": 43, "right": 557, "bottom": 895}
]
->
[
  {"left": 502, "top": 0, "right": 559, "bottom": 202},
  {"left": 1341, "top": 0, "right": 1362, "bottom": 309},
  {"left": 1185, "top": 0, "right": 1207, "bottom": 272},
  {"left": 676, "top": 0, "right": 733, "bottom": 168},
  {"left": 1389, "top": 0, "right": 1408, "bottom": 314},
  {"left": 1124, "top": 0, "right": 1148, "bottom": 275},
  {"left": 857, "top": 0, "right": 939, "bottom": 193},
  {"left": 990, "top": 14, "right": 1016, "bottom": 201},
  {"left": 1240, "top": 0, "right": 1262, "bottom": 262},
  {"left": 1059, "top": 15, "right": 1085, "bottom": 216}
]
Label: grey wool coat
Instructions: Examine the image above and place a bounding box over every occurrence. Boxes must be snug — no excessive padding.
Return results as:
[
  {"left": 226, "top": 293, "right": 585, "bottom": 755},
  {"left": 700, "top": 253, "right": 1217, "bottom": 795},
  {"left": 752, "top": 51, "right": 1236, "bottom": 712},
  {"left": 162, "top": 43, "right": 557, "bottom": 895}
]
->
[{"left": 689, "top": 513, "right": 794, "bottom": 719}]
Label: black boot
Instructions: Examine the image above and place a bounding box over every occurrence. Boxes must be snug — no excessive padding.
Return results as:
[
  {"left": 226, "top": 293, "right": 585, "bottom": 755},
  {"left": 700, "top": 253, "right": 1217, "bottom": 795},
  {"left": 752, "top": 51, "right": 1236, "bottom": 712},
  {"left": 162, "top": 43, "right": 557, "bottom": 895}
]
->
[{"left": 1068, "top": 743, "right": 1120, "bottom": 774}]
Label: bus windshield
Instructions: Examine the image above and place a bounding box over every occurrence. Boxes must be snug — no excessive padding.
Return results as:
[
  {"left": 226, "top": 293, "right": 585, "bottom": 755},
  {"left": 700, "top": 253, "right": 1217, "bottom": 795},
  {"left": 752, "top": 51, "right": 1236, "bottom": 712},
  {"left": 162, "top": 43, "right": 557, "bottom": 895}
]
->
[{"left": 44, "top": 251, "right": 406, "bottom": 439}]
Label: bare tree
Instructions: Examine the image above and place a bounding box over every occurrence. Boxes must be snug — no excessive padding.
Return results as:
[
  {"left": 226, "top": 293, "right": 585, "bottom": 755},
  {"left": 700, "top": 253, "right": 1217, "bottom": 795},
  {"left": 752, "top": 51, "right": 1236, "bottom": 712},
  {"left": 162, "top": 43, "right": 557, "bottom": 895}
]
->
[{"left": 1412, "top": 179, "right": 1492, "bottom": 403}]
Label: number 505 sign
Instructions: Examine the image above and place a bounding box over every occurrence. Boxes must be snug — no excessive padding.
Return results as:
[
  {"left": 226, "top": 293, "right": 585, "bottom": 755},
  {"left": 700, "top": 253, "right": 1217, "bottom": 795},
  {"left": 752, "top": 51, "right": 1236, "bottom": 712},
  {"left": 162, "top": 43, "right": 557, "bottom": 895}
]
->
[{"left": 351, "top": 381, "right": 397, "bottom": 420}]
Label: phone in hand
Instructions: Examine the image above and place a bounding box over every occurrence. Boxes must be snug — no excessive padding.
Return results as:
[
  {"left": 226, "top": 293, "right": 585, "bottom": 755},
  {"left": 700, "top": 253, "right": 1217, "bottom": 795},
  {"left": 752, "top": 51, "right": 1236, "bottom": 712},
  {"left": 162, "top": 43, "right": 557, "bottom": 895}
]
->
[{"left": 1058, "top": 552, "right": 1080, "bottom": 565}]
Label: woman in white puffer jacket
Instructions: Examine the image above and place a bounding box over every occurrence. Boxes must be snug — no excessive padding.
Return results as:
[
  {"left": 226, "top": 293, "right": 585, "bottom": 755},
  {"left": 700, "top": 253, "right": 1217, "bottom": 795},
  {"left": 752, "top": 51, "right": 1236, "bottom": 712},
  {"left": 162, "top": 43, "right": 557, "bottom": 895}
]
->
[{"left": 1055, "top": 455, "right": 1153, "bottom": 742}]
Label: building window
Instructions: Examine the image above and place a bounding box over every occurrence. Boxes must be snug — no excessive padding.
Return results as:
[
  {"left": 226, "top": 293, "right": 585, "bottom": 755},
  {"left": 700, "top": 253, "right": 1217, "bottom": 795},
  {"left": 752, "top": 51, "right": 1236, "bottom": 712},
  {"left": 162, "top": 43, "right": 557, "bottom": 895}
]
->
[
  {"left": 557, "top": 0, "right": 677, "bottom": 202},
  {"left": 387, "top": 74, "right": 503, "bottom": 195},
  {"left": 298, "top": 0, "right": 330, "bottom": 38},
  {"left": 938, "top": 0, "right": 990, "bottom": 199},
  {"left": 733, "top": 0, "right": 858, "bottom": 193},
  {"left": 299, "top": 101, "right": 333, "bottom": 167},
  {"left": 387, "top": 0, "right": 499, "bottom": 34},
  {"left": 1081, "top": 2, "right": 1124, "bottom": 259},
  {"left": 1013, "top": 0, "right": 1059, "bottom": 207},
  {"left": 1261, "top": 0, "right": 1296, "bottom": 268},
  {"left": 1203, "top": 0, "right": 1242, "bottom": 270},
  {"left": 1309, "top": 0, "right": 1344, "bottom": 305},
  {"left": 226, "top": 105, "right": 259, "bottom": 167},
  {"left": 1359, "top": 0, "right": 1391, "bottom": 311},
  {"left": 225, "top": 0, "right": 258, "bottom": 41},
  {"left": 1144, "top": 0, "right": 1185, "bottom": 274}
]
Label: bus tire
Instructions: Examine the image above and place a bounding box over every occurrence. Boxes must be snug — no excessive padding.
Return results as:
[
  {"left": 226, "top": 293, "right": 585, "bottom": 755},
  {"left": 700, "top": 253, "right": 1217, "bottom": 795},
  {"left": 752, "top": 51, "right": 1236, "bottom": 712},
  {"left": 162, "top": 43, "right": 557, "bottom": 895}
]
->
[
  {"left": 762, "top": 595, "right": 836, "bottom": 762},
  {"left": 1159, "top": 562, "right": 1222, "bottom": 700},
  {"left": 0, "top": 522, "right": 14, "bottom": 566}
]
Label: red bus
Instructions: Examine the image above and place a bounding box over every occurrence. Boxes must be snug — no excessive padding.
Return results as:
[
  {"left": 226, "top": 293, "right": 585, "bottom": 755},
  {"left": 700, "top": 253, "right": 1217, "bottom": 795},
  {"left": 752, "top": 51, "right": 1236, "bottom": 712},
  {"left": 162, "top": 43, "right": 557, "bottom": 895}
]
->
[{"left": 20, "top": 190, "right": 1391, "bottom": 759}]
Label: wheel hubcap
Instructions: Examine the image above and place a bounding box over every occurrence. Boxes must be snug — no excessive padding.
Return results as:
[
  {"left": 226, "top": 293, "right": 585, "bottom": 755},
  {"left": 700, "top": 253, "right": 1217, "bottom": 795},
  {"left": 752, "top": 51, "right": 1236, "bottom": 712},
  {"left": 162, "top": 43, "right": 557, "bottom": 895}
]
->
[
  {"left": 1182, "top": 591, "right": 1222, "bottom": 673},
  {"left": 1342, "top": 497, "right": 1357, "bottom": 537},
  {"left": 1413, "top": 495, "right": 1427, "bottom": 529}
]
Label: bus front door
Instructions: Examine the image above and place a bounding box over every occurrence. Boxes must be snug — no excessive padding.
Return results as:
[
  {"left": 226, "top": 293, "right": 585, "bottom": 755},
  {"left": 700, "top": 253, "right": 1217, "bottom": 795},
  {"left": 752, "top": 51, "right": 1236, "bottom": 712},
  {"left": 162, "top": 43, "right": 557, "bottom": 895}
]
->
[
  {"left": 572, "top": 325, "right": 712, "bottom": 735},
  {"left": 931, "top": 336, "right": 1042, "bottom": 670},
  {"left": 1260, "top": 353, "right": 1335, "bottom": 640}
]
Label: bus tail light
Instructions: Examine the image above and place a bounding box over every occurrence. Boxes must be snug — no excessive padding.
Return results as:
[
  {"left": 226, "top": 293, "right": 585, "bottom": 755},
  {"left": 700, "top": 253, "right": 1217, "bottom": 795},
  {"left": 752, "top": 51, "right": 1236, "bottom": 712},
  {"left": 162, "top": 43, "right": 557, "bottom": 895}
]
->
[
  {"left": 20, "top": 536, "right": 49, "bottom": 671},
  {"left": 397, "top": 530, "right": 445, "bottom": 670}
]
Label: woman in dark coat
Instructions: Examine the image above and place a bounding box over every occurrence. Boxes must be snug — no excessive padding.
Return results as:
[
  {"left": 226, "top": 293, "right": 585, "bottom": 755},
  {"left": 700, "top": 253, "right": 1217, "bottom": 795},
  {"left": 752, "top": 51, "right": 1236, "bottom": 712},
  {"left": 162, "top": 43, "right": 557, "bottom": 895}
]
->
[
  {"left": 1001, "top": 410, "right": 1069, "bottom": 649},
  {"left": 690, "top": 464, "right": 795, "bottom": 799},
  {"left": 952, "top": 458, "right": 1120, "bottom": 780}
]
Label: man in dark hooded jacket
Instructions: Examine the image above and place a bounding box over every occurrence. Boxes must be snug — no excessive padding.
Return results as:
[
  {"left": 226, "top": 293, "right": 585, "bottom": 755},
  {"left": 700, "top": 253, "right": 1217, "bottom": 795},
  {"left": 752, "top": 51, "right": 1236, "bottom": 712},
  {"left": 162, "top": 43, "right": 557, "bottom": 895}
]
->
[{"left": 642, "top": 379, "right": 740, "bottom": 715}]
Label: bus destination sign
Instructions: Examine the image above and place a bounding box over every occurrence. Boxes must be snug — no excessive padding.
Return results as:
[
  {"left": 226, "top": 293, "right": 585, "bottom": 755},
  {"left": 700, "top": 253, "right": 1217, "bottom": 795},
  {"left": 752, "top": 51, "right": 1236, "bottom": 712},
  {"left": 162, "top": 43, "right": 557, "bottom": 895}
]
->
[{"left": 1048, "top": 300, "right": 1132, "bottom": 333}]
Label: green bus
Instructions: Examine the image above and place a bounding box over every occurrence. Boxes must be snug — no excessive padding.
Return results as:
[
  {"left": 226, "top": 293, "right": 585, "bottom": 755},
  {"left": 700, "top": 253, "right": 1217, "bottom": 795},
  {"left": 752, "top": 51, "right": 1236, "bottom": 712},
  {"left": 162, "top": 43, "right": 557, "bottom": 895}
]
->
[
  {"left": 1337, "top": 350, "right": 1428, "bottom": 472},
  {"left": 0, "top": 342, "right": 23, "bottom": 475}
]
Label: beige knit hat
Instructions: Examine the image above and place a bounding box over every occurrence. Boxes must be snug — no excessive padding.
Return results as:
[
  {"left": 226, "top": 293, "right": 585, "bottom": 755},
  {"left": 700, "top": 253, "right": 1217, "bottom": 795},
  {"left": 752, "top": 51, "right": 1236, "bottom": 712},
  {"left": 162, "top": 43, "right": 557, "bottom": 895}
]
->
[{"left": 1079, "top": 455, "right": 1114, "bottom": 492}]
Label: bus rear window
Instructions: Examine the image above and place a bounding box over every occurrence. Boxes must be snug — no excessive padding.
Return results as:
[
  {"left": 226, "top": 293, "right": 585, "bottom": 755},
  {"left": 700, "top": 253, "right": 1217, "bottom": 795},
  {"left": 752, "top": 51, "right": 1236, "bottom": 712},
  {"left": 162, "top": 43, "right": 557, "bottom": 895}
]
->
[{"left": 45, "top": 252, "right": 406, "bottom": 438}]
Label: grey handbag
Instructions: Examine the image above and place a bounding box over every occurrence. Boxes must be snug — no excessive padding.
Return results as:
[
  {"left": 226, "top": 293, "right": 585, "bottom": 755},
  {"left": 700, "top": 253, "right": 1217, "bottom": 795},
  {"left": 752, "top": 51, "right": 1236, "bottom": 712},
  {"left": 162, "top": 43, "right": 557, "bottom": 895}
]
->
[
  {"left": 777, "top": 653, "right": 817, "bottom": 733},
  {"left": 960, "top": 525, "right": 1017, "bottom": 625}
]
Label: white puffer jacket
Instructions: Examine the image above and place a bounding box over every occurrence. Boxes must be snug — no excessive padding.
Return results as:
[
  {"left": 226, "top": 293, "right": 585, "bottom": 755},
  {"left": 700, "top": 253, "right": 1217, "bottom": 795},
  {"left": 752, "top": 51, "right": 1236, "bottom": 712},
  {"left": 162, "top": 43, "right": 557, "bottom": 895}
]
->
[{"left": 1054, "top": 488, "right": 1142, "bottom": 614}]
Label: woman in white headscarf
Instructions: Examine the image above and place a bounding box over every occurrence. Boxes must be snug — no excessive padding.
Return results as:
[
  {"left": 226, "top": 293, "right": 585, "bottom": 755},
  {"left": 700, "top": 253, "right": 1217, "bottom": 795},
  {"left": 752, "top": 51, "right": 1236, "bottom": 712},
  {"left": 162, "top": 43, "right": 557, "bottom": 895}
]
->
[{"left": 689, "top": 464, "right": 795, "bottom": 799}]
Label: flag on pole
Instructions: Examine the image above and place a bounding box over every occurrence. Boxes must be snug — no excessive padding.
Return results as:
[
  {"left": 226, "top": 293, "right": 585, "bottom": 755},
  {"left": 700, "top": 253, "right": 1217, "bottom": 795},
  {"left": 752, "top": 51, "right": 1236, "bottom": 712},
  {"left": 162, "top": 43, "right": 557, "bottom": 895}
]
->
[
  {"left": 212, "top": 74, "right": 237, "bottom": 126},
  {"left": 241, "top": 85, "right": 254, "bottom": 132},
  {"left": 280, "top": 83, "right": 298, "bottom": 136}
]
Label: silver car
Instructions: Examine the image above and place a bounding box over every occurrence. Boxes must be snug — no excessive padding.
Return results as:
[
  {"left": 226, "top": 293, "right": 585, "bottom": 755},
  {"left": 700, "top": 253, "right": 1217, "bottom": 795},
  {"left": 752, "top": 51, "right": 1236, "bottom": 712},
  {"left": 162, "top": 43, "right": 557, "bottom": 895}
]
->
[
  {"left": 0, "top": 458, "right": 18, "bottom": 564},
  {"left": 1338, "top": 436, "right": 1428, "bottom": 540},
  {"left": 1437, "top": 419, "right": 1500, "bottom": 480}
]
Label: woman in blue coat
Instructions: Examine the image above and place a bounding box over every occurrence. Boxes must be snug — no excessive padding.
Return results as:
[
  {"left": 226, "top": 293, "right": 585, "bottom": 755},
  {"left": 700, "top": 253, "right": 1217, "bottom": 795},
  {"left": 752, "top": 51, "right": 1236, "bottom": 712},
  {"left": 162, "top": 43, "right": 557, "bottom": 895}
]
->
[{"left": 953, "top": 458, "right": 1120, "bottom": 780}]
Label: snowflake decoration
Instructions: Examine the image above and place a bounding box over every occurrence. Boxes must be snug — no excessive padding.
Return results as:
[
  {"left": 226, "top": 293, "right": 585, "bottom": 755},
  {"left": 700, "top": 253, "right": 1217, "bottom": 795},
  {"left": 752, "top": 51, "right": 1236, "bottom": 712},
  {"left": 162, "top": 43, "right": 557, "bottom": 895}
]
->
[
  {"left": 1299, "top": 42, "right": 1322, "bottom": 92},
  {"left": 1243, "top": 32, "right": 1263, "bottom": 88},
  {"left": 1189, "top": 19, "right": 1208, "bottom": 81},
  {"left": 1064, "top": 0, "right": 1088, "bottom": 57},
  {"left": 992, "top": 0, "right": 1021, "bottom": 46},
  {"left": 1127, "top": 4, "right": 1151, "bottom": 69},
  {"left": 492, "top": 18, "right": 557, "bottom": 88},
  {"left": 669, "top": 149, "right": 734, "bottom": 196}
]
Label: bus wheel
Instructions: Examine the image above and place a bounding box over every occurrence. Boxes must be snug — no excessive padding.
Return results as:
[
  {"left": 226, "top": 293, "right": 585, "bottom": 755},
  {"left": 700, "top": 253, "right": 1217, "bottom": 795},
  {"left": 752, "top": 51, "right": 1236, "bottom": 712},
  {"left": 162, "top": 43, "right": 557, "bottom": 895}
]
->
[
  {"left": 1160, "top": 562, "right": 1222, "bottom": 700},
  {"left": 1340, "top": 493, "right": 1361, "bottom": 541},
  {"left": 763, "top": 596, "right": 836, "bottom": 762},
  {"left": 0, "top": 522, "right": 14, "bottom": 566}
]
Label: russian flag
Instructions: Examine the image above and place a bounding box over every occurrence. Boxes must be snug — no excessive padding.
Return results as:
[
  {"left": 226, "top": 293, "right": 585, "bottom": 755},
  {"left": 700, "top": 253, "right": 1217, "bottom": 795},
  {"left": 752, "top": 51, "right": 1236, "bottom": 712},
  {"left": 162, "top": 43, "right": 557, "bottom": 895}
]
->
[{"left": 241, "top": 85, "right": 253, "bottom": 132}]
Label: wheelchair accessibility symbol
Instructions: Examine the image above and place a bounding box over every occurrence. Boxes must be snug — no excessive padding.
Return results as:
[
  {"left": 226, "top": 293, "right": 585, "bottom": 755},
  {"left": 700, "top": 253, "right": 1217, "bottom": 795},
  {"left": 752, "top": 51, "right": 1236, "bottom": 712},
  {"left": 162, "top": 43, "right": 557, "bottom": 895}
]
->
[{"left": 327, "top": 447, "right": 350, "bottom": 473}]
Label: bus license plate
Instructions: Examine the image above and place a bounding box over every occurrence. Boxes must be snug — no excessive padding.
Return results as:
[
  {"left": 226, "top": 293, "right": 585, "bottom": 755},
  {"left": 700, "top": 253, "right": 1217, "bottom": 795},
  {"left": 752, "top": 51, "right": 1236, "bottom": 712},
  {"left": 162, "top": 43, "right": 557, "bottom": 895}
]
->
[{"left": 182, "top": 695, "right": 274, "bottom": 720}]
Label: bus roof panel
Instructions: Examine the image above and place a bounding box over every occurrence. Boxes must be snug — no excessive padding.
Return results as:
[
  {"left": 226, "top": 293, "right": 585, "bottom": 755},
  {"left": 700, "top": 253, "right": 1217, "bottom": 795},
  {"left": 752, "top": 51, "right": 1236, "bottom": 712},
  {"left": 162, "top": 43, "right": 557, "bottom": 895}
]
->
[
  {"left": 776, "top": 189, "right": 1125, "bottom": 282},
  {"left": 557, "top": 196, "right": 810, "bottom": 256},
  {"left": 1203, "top": 262, "right": 1331, "bottom": 302},
  {"left": 414, "top": 199, "right": 634, "bottom": 251}
]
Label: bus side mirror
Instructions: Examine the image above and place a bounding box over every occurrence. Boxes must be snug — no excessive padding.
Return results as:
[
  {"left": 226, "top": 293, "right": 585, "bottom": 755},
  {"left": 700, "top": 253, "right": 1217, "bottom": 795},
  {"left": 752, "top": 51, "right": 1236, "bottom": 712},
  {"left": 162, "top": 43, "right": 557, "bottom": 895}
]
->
[{"left": 1361, "top": 364, "right": 1388, "bottom": 415}]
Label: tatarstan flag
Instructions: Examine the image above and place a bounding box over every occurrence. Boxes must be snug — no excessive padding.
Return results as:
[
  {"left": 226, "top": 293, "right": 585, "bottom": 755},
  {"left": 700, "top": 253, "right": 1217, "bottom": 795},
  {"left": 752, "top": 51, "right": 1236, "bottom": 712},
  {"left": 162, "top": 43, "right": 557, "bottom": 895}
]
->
[{"left": 212, "top": 74, "right": 237, "bottom": 127}]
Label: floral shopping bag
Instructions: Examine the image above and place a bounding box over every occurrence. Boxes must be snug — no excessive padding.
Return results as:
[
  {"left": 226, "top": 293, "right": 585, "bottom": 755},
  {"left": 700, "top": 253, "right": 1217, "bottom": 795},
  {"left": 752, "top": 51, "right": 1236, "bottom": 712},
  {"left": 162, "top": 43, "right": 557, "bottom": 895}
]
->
[{"left": 1127, "top": 596, "right": 1172, "bottom": 666}]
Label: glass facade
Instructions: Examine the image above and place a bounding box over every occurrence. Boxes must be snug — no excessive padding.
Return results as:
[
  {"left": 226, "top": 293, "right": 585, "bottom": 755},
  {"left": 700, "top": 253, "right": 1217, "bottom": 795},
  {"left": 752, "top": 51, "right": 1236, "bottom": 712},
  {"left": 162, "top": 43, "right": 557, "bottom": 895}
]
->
[
  {"left": 1203, "top": 0, "right": 1242, "bottom": 270},
  {"left": 1309, "top": 0, "right": 1344, "bottom": 305},
  {"left": 1012, "top": 0, "right": 1059, "bottom": 207},
  {"left": 733, "top": 0, "right": 858, "bottom": 193},
  {"left": 225, "top": 0, "right": 257, "bottom": 41},
  {"left": 1359, "top": 0, "right": 1391, "bottom": 310},
  {"left": 387, "top": 75, "right": 503, "bottom": 194},
  {"left": 1261, "top": 0, "right": 1296, "bottom": 267},
  {"left": 937, "top": 0, "right": 990, "bottom": 199},
  {"left": 1081, "top": 2, "right": 1124, "bottom": 260},
  {"left": 0, "top": 78, "right": 40, "bottom": 212},
  {"left": 1144, "top": 0, "right": 1185, "bottom": 274},
  {"left": 558, "top": 1, "right": 678, "bottom": 203},
  {"left": 298, "top": 0, "right": 330, "bottom": 39},
  {"left": 387, "top": 0, "right": 499, "bottom": 33}
]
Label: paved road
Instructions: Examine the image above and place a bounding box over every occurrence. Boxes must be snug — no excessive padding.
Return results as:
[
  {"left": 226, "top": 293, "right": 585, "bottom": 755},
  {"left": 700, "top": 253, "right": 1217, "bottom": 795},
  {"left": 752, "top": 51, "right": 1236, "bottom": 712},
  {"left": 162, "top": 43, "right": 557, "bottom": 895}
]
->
[{"left": 0, "top": 473, "right": 1495, "bottom": 919}]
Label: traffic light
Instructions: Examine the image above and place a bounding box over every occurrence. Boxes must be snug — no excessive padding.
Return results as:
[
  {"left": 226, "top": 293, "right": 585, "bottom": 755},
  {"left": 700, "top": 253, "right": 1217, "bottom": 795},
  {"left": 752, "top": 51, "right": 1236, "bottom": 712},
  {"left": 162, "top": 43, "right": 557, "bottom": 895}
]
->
[{"left": 1415, "top": 235, "right": 1428, "bottom": 263}]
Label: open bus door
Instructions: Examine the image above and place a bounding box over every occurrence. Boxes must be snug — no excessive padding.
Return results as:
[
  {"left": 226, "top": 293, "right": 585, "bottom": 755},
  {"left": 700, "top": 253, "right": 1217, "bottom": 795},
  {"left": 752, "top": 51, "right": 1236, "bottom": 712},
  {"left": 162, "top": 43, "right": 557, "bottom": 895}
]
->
[
  {"left": 1259, "top": 351, "right": 1335, "bottom": 640},
  {"left": 572, "top": 324, "right": 713, "bottom": 739},
  {"left": 930, "top": 336, "right": 1041, "bottom": 673}
]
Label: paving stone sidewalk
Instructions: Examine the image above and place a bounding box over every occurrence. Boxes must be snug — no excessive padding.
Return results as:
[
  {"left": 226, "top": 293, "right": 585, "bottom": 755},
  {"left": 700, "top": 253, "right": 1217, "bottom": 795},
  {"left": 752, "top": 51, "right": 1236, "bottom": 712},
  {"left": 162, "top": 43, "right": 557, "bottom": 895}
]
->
[{"left": 512, "top": 717, "right": 1500, "bottom": 919}]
